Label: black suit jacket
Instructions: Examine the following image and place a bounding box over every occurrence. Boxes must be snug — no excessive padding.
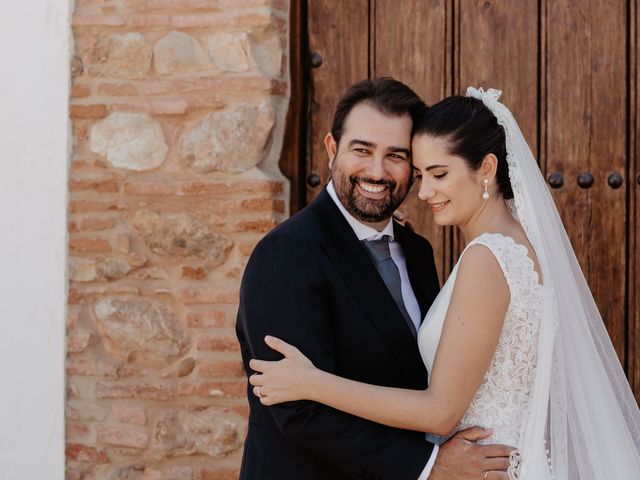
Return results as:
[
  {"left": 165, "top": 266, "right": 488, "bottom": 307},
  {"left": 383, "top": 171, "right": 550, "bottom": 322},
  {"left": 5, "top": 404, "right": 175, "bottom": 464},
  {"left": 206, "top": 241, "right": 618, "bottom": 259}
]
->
[{"left": 236, "top": 189, "right": 441, "bottom": 479}]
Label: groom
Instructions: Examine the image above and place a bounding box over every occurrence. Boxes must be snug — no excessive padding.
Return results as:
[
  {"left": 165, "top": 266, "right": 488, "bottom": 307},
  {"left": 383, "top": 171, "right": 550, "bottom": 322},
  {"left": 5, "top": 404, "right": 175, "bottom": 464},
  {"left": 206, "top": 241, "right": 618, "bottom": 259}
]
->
[{"left": 236, "top": 78, "right": 511, "bottom": 479}]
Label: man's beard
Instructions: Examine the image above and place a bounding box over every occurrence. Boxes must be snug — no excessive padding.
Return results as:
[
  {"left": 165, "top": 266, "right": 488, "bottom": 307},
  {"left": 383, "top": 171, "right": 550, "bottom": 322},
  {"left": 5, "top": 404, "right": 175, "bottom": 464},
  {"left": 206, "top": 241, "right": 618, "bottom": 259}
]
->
[{"left": 332, "top": 169, "right": 410, "bottom": 223}]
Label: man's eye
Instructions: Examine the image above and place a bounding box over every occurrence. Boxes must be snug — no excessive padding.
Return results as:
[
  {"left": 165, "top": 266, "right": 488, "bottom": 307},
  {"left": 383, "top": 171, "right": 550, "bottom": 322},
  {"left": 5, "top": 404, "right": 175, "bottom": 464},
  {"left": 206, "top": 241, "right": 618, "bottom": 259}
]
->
[
  {"left": 354, "top": 148, "right": 369, "bottom": 154},
  {"left": 389, "top": 153, "right": 406, "bottom": 160}
]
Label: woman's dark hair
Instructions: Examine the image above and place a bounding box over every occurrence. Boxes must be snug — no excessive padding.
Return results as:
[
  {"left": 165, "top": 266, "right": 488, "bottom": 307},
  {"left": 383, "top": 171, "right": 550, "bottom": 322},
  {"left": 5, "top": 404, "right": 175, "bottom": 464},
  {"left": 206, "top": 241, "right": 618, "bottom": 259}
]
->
[
  {"left": 413, "top": 96, "right": 514, "bottom": 199},
  {"left": 331, "top": 77, "right": 426, "bottom": 145}
]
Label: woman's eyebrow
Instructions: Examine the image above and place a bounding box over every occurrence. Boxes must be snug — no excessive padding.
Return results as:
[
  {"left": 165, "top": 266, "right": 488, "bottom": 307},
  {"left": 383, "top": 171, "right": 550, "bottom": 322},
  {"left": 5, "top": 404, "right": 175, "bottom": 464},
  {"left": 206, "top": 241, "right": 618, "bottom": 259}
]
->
[{"left": 424, "top": 164, "right": 447, "bottom": 171}]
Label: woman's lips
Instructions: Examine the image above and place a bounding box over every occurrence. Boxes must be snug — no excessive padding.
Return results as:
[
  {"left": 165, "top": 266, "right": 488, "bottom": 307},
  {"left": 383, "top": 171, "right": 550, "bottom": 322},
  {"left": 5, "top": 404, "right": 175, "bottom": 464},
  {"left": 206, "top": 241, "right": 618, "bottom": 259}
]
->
[{"left": 429, "top": 200, "right": 450, "bottom": 212}]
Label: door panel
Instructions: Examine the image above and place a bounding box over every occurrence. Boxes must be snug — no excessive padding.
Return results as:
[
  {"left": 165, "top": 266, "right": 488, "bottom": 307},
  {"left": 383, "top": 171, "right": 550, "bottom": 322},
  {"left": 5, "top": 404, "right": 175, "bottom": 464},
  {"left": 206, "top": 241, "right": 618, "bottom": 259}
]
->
[
  {"left": 373, "top": 0, "right": 450, "bottom": 282},
  {"left": 457, "top": 0, "right": 539, "bottom": 156},
  {"left": 633, "top": 0, "right": 639, "bottom": 403},
  {"left": 545, "top": 0, "right": 627, "bottom": 361},
  {"left": 307, "top": 1, "right": 370, "bottom": 204},
  {"left": 456, "top": 0, "right": 540, "bottom": 260}
]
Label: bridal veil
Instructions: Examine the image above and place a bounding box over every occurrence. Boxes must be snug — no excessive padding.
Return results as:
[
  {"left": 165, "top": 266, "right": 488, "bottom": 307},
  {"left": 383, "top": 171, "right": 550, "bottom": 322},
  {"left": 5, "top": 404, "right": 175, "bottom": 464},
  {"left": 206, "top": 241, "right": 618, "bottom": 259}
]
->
[{"left": 466, "top": 87, "right": 640, "bottom": 479}]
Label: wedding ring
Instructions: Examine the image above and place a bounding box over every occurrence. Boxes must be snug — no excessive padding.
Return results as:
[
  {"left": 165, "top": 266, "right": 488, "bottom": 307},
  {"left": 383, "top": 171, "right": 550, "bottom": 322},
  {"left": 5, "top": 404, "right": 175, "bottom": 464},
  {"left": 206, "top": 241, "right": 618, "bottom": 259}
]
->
[
  {"left": 483, "top": 472, "right": 489, "bottom": 479},
  {"left": 256, "top": 386, "right": 262, "bottom": 398}
]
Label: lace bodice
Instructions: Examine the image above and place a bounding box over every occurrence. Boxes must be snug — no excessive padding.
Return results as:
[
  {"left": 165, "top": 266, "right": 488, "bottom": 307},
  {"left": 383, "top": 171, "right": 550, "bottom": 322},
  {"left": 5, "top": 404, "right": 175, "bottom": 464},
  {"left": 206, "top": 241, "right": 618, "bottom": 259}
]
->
[{"left": 418, "top": 233, "right": 544, "bottom": 448}]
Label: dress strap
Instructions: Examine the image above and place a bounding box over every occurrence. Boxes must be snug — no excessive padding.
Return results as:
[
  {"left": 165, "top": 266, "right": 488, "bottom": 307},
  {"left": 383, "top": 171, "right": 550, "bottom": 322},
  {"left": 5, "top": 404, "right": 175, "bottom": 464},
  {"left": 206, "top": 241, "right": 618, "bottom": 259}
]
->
[{"left": 464, "top": 232, "right": 541, "bottom": 296}]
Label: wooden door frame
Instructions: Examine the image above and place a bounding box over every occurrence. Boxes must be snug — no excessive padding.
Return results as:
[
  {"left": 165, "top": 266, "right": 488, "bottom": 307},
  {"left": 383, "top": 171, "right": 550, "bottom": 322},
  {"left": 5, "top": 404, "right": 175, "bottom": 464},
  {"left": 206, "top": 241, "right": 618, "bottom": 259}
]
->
[{"left": 279, "top": 0, "right": 309, "bottom": 215}]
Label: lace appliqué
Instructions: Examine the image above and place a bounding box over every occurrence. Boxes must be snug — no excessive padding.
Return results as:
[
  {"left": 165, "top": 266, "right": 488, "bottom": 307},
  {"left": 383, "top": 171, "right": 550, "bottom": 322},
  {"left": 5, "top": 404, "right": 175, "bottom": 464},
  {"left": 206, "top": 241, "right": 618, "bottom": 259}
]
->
[{"left": 457, "top": 233, "right": 544, "bottom": 480}]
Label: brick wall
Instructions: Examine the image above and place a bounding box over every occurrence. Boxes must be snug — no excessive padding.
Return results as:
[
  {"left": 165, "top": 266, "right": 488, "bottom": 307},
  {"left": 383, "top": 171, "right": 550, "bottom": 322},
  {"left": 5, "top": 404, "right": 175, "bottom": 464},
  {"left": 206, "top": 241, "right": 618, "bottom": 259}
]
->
[{"left": 66, "top": 1, "right": 289, "bottom": 478}]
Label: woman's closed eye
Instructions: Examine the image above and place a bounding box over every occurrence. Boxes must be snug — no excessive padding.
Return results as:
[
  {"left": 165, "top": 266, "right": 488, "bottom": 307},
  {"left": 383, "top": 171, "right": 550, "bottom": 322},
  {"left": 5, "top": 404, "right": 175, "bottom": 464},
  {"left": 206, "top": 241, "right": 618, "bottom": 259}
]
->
[{"left": 413, "top": 168, "right": 448, "bottom": 181}]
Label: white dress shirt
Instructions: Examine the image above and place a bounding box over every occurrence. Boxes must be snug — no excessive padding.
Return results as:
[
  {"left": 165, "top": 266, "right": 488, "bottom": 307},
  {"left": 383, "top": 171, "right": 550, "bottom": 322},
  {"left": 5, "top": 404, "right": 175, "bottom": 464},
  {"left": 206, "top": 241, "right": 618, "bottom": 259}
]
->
[{"left": 326, "top": 182, "right": 438, "bottom": 479}]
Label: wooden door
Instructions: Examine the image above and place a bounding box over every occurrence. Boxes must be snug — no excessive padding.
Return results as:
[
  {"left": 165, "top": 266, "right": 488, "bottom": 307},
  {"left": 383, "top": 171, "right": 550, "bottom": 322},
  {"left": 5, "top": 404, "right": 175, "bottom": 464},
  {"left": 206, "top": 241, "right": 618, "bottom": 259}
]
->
[
  {"left": 372, "top": 0, "right": 451, "bottom": 280},
  {"left": 632, "top": 0, "right": 640, "bottom": 402},
  {"left": 298, "top": 0, "right": 638, "bottom": 400},
  {"left": 544, "top": 0, "right": 628, "bottom": 368}
]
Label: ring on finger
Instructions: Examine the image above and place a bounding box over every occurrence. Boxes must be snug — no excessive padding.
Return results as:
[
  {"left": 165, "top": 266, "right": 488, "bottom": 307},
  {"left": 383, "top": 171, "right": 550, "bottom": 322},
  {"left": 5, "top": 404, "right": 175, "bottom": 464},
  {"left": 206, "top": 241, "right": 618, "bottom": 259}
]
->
[
  {"left": 483, "top": 471, "right": 489, "bottom": 480},
  {"left": 256, "top": 386, "right": 263, "bottom": 398}
]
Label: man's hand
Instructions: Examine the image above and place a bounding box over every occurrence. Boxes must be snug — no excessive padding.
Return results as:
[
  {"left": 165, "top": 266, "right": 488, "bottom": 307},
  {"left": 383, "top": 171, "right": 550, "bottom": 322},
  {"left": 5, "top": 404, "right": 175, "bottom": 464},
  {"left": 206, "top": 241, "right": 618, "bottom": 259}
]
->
[{"left": 429, "top": 427, "right": 514, "bottom": 480}]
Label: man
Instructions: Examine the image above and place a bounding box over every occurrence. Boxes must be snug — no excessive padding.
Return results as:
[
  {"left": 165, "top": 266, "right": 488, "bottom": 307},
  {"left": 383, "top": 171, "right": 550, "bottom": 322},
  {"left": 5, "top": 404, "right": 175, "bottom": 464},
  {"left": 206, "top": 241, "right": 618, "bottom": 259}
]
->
[{"left": 236, "top": 78, "right": 511, "bottom": 479}]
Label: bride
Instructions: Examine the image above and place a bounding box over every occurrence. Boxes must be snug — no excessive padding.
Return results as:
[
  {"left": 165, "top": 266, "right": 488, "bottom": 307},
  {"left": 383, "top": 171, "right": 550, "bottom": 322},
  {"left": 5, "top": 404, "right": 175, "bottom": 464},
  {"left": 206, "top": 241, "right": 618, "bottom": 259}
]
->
[{"left": 248, "top": 88, "right": 640, "bottom": 479}]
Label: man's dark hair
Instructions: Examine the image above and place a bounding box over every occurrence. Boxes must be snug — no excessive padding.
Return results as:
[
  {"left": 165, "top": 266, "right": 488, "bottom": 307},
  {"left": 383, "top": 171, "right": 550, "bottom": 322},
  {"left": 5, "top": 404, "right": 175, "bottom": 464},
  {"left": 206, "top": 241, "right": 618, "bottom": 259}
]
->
[{"left": 330, "top": 77, "right": 426, "bottom": 146}]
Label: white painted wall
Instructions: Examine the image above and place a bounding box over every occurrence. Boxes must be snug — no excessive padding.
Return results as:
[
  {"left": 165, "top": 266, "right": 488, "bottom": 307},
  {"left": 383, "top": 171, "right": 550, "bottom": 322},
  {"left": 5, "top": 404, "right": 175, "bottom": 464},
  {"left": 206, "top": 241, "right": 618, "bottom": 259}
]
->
[{"left": 0, "top": 1, "right": 70, "bottom": 479}]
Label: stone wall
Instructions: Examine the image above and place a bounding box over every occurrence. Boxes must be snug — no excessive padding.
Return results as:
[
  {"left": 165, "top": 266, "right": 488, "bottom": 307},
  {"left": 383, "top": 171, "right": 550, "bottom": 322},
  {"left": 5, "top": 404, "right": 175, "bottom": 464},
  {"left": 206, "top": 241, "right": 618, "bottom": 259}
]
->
[{"left": 66, "top": 1, "right": 289, "bottom": 478}]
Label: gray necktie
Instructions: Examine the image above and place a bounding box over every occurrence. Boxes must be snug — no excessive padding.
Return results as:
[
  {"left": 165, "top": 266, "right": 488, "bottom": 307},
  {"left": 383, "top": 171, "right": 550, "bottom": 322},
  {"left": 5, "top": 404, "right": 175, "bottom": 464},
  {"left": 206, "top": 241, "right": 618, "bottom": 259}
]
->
[{"left": 362, "top": 236, "right": 417, "bottom": 338}]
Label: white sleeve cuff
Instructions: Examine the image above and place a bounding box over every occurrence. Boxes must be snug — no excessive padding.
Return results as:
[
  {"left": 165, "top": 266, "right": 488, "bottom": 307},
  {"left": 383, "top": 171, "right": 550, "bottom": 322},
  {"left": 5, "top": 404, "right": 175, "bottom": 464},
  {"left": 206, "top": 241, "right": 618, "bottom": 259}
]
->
[{"left": 417, "top": 444, "right": 439, "bottom": 479}]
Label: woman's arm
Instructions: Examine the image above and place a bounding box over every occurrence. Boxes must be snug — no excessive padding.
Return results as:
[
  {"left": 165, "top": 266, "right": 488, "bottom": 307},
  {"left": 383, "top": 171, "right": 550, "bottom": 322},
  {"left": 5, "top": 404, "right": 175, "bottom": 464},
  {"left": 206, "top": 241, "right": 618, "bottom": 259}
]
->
[{"left": 250, "top": 245, "right": 510, "bottom": 434}]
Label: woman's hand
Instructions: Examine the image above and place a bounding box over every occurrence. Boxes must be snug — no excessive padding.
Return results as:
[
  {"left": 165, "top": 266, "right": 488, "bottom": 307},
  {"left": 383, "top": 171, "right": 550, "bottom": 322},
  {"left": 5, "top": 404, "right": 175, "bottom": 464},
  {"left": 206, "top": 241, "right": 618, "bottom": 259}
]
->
[
  {"left": 249, "top": 336, "right": 318, "bottom": 406},
  {"left": 392, "top": 209, "right": 416, "bottom": 231}
]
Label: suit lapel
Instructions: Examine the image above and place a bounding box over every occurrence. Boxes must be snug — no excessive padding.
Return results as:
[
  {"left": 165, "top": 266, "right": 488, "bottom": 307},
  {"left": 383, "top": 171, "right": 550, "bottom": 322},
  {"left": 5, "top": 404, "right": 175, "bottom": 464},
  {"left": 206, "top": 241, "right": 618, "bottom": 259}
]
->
[{"left": 310, "top": 190, "right": 422, "bottom": 371}]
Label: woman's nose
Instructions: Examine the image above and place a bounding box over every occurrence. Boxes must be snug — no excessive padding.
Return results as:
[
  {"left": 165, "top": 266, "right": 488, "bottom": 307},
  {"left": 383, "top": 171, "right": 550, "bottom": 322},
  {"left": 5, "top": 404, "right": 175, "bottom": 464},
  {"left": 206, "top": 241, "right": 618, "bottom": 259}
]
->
[{"left": 418, "top": 180, "right": 435, "bottom": 201}]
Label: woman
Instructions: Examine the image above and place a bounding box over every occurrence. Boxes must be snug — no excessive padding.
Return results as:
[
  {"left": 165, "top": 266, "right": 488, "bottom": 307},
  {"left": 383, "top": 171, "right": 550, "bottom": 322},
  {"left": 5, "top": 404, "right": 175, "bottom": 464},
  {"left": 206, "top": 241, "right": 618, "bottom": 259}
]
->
[{"left": 249, "top": 88, "right": 640, "bottom": 479}]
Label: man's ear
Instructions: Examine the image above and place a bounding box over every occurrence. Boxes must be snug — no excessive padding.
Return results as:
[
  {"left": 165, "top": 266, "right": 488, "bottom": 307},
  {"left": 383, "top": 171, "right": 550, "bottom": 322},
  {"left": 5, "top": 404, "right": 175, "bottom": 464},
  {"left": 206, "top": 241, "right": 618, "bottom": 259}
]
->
[{"left": 324, "top": 133, "right": 337, "bottom": 169}]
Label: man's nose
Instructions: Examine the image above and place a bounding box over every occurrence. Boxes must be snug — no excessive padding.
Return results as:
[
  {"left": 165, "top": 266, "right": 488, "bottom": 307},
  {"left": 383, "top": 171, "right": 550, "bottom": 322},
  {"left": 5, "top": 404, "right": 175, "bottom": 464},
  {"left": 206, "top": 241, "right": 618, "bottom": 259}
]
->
[{"left": 365, "top": 155, "right": 386, "bottom": 179}]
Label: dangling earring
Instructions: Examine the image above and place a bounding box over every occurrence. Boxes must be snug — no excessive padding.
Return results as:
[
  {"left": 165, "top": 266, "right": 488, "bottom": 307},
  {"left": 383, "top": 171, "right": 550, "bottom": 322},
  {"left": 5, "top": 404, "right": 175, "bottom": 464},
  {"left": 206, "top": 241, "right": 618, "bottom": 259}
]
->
[{"left": 482, "top": 178, "right": 490, "bottom": 200}]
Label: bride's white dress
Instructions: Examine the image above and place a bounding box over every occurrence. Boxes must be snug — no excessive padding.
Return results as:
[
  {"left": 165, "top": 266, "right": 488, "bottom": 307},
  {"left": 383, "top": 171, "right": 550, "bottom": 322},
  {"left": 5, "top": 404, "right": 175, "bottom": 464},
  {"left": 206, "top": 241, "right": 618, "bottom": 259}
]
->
[
  {"left": 418, "top": 232, "right": 545, "bottom": 449},
  {"left": 414, "top": 87, "right": 640, "bottom": 479}
]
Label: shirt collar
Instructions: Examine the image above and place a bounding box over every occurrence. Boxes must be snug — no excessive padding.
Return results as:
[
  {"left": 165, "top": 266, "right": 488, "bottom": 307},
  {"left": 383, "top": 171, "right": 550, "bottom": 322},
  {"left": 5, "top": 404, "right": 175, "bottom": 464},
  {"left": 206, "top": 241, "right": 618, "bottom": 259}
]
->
[{"left": 326, "top": 181, "right": 394, "bottom": 242}]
